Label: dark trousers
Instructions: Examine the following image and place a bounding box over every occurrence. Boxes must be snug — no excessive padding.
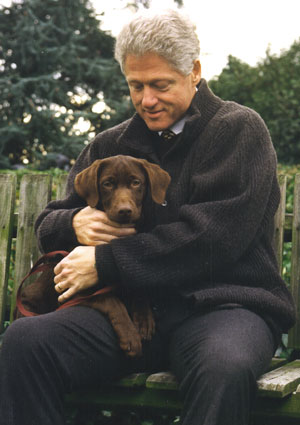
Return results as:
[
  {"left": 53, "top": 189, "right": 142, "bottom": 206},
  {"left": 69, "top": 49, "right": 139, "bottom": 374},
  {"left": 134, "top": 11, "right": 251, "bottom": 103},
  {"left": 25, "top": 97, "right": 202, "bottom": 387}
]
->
[{"left": 0, "top": 304, "right": 277, "bottom": 425}]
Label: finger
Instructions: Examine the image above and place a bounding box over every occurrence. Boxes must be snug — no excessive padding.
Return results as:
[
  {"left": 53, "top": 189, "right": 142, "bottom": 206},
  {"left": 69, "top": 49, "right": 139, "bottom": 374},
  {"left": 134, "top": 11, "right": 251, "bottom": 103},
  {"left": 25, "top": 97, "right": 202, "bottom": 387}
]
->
[
  {"left": 84, "top": 229, "right": 135, "bottom": 246},
  {"left": 78, "top": 226, "right": 134, "bottom": 245},
  {"left": 55, "top": 282, "right": 66, "bottom": 294},
  {"left": 94, "top": 235, "right": 117, "bottom": 243},
  {"left": 53, "top": 260, "right": 66, "bottom": 275},
  {"left": 53, "top": 274, "right": 60, "bottom": 284},
  {"left": 53, "top": 272, "right": 66, "bottom": 284},
  {"left": 53, "top": 263, "right": 61, "bottom": 275},
  {"left": 86, "top": 231, "right": 116, "bottom": 244},
  {"left": 94, "top": 222, "right": 136, "bottom": 237},
  {"left": 58, "top": 286, "right": 76, "bottom": 303},
  {"left": 80, "top": 239, "right": 108, "bottom": 247}
]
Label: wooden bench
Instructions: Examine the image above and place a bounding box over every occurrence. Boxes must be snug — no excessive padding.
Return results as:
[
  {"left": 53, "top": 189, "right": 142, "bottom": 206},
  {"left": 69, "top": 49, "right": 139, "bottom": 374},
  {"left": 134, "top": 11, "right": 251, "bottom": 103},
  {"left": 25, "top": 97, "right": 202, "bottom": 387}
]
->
[{"left": 1, "top": 172, "right": 300, "bottom": 424}]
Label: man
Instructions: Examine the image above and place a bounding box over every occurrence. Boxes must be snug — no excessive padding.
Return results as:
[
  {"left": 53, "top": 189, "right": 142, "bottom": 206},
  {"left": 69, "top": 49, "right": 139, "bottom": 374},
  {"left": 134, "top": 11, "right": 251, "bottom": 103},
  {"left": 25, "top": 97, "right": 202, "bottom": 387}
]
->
[{"left": 0, "top": 9, "right": 295, "bottom": 425}]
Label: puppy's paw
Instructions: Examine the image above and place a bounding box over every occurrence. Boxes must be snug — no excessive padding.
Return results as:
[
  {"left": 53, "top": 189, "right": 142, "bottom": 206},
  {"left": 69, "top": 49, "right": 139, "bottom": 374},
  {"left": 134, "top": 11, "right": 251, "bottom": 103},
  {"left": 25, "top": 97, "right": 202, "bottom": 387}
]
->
[{"left": 119, "top": 330, "right": 143, "bottom": 358}]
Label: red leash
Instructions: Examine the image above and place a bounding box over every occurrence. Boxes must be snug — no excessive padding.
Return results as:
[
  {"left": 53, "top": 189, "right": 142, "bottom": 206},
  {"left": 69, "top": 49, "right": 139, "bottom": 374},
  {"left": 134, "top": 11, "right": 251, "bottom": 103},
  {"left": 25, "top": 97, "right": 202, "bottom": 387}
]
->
[{"left": 16, "top": 251, "right": 114, "bottom": 317}]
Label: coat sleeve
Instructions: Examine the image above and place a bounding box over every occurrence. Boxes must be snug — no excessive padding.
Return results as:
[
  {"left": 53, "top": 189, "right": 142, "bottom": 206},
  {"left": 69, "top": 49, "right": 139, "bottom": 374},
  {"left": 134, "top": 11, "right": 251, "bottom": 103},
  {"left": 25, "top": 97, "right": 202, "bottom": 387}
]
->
[
  {"left": 94, "top": 107, "right": 280, "bottom": 292},
  {"left": 35, "top": 140, "right": 99, "bottom": 253}
]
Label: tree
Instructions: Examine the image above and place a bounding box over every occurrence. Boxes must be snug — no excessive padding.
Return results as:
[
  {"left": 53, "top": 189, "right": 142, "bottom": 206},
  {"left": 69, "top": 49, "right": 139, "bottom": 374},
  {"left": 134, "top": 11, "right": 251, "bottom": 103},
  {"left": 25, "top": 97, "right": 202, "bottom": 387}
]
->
[
  {"left": 209, "top": 40, "right": 300, "bottom": 164},
  {"left": 0, "top": 0, "right": 134, "bottom": 168},
  {"left": 208, "top": 55, "right": 259, "bottom": 110}
]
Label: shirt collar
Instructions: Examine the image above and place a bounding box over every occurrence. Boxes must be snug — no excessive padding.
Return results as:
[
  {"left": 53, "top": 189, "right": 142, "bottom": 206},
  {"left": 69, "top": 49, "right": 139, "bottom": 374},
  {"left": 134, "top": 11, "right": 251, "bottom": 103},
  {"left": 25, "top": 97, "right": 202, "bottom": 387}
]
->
[{"left": 158, "top": 115, "right": 188, "bottom": 136}]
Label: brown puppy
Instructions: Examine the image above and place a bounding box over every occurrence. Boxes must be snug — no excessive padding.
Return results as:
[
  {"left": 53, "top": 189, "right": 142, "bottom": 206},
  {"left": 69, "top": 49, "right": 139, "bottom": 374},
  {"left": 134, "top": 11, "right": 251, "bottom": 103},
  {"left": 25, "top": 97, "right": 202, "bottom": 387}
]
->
[
  {"left": 16, "top": 155, "right": 171, "bottom": 357},
  {"left": 74, "top": 155, "right": 171, "bottom": 352}
]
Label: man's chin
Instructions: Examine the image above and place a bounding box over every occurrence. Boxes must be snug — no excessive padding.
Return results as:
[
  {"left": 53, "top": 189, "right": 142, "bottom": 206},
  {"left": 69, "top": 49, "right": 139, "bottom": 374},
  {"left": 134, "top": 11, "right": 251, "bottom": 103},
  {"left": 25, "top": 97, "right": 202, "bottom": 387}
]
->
[{"left": 143, "top": 119, "right": 172, "bottom": 132}]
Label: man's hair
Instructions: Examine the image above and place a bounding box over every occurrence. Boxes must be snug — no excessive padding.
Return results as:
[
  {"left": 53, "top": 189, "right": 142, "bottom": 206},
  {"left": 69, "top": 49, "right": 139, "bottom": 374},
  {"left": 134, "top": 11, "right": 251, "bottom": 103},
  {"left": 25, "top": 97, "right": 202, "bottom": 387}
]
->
[{"left": 114, "top": 9, "right": 200, "bottom": 76}]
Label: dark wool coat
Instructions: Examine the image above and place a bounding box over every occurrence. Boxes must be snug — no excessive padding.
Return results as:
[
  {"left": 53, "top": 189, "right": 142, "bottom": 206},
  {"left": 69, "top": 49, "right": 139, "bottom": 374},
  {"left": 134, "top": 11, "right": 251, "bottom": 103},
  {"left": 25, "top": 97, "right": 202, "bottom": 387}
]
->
[{"left": 35, "top": 79, "right": 296, "bottom": 332}]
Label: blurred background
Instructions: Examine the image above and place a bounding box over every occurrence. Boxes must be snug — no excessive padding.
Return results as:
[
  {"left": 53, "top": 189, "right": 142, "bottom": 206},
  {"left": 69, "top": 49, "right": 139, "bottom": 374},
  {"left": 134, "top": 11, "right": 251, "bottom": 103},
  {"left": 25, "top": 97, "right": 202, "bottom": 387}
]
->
[{"left": 0, "top": 0, "right": 300, "bottom": 170}]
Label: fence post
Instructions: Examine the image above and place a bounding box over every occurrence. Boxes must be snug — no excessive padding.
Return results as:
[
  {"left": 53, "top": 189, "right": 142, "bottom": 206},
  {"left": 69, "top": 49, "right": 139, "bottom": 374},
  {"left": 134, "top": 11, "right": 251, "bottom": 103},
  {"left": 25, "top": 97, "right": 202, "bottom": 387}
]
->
[
  {"left": 0, "top": 174, "right": 16, "bottom": 332},
  {"left": 10, "top": 174, "right": 52, "bottom": 320},
  {"left": 274, "top": 174, "right": 287, "bottom": 274},
  {"left": 289, "top": 174, "right": 300, "bottom": 349}
]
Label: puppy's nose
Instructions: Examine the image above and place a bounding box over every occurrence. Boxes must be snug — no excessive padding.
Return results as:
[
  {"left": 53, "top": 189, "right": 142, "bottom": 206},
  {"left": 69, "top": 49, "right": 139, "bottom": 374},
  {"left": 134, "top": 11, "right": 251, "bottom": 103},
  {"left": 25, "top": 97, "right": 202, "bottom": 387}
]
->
[{"left": 118, "top": 207, "right": 132, "bottom": 219}]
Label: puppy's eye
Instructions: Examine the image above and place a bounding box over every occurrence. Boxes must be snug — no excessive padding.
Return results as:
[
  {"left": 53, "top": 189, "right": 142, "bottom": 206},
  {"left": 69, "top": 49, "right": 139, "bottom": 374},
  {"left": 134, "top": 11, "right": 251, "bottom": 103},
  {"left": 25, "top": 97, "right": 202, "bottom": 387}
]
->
[
  {"left": 131, "top": 179, "right": 141, "bottom": 187},
  {"left": 102, "top": 181, "right": 114, "bottom": 189}
]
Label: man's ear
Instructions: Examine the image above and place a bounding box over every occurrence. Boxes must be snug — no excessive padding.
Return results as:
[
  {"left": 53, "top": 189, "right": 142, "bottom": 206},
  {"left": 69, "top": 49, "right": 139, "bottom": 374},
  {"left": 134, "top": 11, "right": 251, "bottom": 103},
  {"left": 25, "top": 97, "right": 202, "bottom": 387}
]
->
[
  {"left": 136, "top": 159, "right": 171, "bottom": 204},
  {"left": 191, "top": 59, "right": 201, "bottom": 86},
  {"left": 74, "top": 160, "right": 104, "bottom": 207}
]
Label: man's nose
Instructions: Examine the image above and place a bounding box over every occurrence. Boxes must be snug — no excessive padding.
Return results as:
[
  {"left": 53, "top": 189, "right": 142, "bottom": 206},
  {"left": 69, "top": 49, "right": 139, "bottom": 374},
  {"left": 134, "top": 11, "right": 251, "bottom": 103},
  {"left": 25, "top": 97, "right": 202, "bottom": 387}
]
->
[{"left": 141, "top": 87, "right": 158, "bottom": 108}]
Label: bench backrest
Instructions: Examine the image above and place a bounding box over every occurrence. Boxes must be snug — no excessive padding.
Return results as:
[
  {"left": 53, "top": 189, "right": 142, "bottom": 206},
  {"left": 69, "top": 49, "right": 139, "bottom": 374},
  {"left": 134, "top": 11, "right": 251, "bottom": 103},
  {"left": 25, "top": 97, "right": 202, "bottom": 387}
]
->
[{"left": 0, "top": 173, "right": 299, "bottom": 348}]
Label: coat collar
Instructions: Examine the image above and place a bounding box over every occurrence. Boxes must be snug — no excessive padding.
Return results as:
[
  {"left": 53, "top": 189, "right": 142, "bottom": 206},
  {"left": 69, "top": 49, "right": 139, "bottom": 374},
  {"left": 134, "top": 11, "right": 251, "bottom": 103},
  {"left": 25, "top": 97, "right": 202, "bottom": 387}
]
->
[{"left": 116, "top": 79, "right": 224, "bottom": 155}]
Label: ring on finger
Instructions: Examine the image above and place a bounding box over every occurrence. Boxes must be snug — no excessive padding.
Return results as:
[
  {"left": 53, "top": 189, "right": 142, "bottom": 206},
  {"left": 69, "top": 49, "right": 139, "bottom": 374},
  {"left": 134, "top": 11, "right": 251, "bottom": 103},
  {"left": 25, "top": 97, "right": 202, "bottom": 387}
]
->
[{"left": 57, "top": 283, "right": 63, "bottom": 292}]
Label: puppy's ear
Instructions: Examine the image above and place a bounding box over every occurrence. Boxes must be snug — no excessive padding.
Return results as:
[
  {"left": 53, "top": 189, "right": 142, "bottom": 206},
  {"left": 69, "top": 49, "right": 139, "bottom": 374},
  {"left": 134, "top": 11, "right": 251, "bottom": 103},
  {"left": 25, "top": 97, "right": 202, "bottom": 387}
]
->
[
  {"left": 74, "top": 160, "right": 103, "bottom": 207},
  {"left": 137, "top": 160, "right": 171, "bottom": 204}
]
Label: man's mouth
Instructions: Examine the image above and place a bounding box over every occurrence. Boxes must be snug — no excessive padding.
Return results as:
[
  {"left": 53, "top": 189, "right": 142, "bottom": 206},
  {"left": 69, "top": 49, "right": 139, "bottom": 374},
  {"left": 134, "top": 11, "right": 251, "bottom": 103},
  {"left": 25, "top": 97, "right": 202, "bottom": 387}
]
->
[{"left": 144, "top": 110, "right": 164, "bottom": 119}]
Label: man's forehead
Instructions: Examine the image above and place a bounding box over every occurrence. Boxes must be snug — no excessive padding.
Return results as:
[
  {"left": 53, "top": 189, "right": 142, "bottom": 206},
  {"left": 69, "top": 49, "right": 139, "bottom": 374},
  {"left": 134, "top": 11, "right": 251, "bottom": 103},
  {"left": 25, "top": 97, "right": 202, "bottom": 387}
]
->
[
  {"left": 127, "top": 76, "right": 175, "bottom": 84},
  {"left": 124, "top": 52, "right": 183, "bottom": 78}
]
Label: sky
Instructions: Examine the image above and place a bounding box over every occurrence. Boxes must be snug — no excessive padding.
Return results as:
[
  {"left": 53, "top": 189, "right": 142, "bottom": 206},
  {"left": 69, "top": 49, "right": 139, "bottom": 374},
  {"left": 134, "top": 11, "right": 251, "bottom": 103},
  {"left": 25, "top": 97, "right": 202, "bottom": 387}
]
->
[
  {"left": 1, "top": 0, "right": 300, "bottom": 80},
  {"left": 94, "top": 0, "right": 300, "bottom": 80}
]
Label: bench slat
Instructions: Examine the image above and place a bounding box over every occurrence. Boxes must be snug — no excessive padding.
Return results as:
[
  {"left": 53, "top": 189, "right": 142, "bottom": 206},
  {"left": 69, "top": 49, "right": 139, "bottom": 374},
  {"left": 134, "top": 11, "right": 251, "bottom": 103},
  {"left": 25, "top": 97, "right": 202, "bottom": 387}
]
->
[
  {"left": 145, "top": 359, "right": 298, "bottom": 397},
  {"left": 0, "top": 175, "right": 16, "bottom": 332},
  {"left": 257, "top": 359, "right": 300, "bottom": 398},
  {"left": 146, "top": 372, "right": 178, "bottom": 390},
  {"left": 66, "top": 385, "right": 183, "bottom": 412},
  {"left": 145, "top": 359, "right": 287, "bottom": 391},
  {"left": 115, "top": 373, "right": 148, "bottom": 388},
  {"left": 268, "top": 357, "right": 288, "bottom": 370},
  {"left": 66, "top": 361, "right": 300, "bottom": 414}
]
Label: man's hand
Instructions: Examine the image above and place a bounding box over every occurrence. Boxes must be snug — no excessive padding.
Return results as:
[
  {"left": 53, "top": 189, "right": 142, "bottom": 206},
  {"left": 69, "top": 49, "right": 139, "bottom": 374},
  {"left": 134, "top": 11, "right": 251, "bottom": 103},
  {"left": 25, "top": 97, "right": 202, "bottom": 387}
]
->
[
  {"left": 53, "top": 246, "right": 98, "bottom": 303},
  {"left": 72, "top": 206, "right": 136, "bottom": 246}
]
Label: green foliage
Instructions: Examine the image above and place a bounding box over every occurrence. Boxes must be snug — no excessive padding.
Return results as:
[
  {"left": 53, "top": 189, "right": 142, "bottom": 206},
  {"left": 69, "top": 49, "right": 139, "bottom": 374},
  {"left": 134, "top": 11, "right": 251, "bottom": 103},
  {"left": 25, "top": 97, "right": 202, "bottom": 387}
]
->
[
  {"left": 0, "top": 0, "right": 133, "bottom": 169},
  {"left": 209, "top": 40, "right": 300, "bottom": 164}
]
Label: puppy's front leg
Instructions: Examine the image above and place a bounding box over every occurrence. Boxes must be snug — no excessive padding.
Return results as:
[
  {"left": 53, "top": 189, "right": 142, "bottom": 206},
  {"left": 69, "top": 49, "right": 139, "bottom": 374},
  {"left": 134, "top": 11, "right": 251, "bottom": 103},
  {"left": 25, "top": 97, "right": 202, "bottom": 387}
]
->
[{"left": 82, "top": 294, "right": 143, "bottom": 357}]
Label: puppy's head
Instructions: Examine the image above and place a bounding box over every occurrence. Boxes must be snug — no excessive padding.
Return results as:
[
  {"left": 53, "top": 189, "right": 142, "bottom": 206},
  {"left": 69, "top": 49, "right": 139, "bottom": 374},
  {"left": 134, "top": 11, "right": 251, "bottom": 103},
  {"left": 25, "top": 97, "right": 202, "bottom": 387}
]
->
[{"left": 74, "top": 155, "right": 171, "bottom": 224}]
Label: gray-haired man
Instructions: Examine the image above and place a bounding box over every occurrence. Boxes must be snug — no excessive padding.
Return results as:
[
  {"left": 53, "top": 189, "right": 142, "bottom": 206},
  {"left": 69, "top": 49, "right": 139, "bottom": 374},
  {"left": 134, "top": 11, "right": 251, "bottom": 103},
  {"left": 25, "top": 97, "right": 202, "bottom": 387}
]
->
[{"left": 0, "top": 9, "right": 295, "bottom": 425}]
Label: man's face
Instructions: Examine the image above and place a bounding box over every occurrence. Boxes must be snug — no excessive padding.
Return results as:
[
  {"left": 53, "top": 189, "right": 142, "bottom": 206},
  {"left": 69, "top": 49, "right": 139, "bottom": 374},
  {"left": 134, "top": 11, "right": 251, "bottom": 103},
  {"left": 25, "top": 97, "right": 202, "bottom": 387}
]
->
[{"left": 124, "top": 52, "right": 201, "bottom": 132}]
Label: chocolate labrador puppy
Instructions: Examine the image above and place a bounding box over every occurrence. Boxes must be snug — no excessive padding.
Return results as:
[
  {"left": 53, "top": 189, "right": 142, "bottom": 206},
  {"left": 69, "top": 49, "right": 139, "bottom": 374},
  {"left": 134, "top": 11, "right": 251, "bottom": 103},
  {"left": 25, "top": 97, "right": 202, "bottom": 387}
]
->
[{"left": 16, "top": 155, "right": 171, "bottom": 357}]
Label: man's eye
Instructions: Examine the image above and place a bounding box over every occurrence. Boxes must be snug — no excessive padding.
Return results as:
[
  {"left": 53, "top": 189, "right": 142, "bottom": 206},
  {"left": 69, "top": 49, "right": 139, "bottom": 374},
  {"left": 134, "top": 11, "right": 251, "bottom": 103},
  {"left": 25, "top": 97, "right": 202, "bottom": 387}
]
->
[
  {"left": 155, "top": 84, "right": 169, "bottom": 91},
  {"left": 130, "top": 84, "right": 143, "bottom": 92},
  {"left": 152, "top": 81, "right": 170, "bottom": 91}
]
